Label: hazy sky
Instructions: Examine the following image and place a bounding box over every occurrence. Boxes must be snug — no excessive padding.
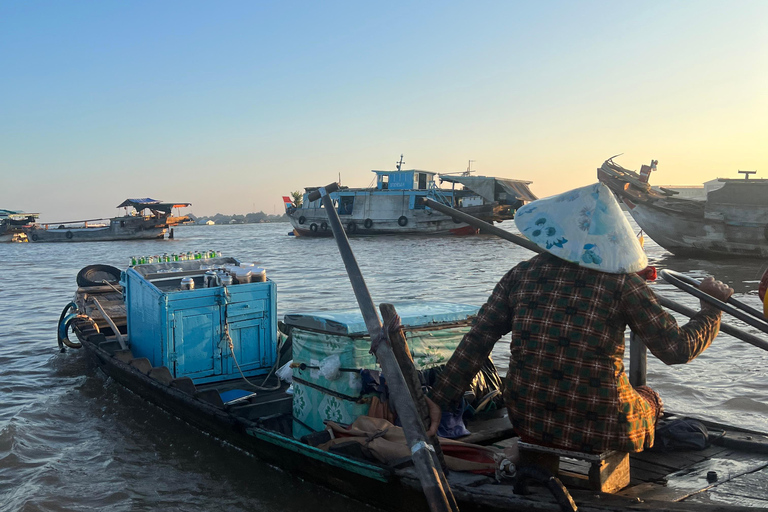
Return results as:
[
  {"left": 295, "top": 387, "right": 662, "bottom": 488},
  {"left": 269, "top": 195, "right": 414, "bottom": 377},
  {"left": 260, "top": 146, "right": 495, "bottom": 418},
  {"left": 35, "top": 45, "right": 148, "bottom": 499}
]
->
[{"left": 2, "top": 1, "right": 766, "bottom": 222}]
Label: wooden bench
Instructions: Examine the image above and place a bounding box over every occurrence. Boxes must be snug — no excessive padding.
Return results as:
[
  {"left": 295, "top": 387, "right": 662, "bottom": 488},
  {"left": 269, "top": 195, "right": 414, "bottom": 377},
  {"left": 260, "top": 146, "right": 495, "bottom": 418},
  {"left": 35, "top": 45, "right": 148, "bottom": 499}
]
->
[{"left": 518, "top": 441, "right": 630, "bottom": 493}]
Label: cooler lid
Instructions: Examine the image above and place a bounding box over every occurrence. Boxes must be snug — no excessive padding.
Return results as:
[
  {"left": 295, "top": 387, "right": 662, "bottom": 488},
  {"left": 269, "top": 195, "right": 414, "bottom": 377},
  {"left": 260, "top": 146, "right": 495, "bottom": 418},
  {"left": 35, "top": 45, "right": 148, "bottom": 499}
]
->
[{"left": 282, "top": 301, "right": 479, "bottom": 335}]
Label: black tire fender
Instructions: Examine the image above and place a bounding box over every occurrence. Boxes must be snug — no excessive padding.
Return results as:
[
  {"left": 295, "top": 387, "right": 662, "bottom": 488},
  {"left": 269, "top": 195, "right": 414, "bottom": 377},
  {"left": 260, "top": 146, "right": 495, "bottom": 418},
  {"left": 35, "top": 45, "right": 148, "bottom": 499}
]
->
[
  {"left": 309, "top": 223, "right": 318, "bottom": 233},
  {"left": 346, "top": 222, "right": 357, "bottom": 234},
  {"left": 30, "top": 232, "right": 39, "bottom": 241},
  {"left": 363, "top": 218, "right": 373, "bottom": 229},
  {"left": 397, "top": 216, "right": 408, "bottom": 227},
  {"left": 65, "top": 231, "right": 74, "bottom": 239},
  {"left": 298, "top": 216, "right": 306, "bottom": 225},
  {"left": 320, "top": 222, "right": 328, "bottom": 231},
  {"left": 76, "top": 264, "right": 122, "bottom": 288}
]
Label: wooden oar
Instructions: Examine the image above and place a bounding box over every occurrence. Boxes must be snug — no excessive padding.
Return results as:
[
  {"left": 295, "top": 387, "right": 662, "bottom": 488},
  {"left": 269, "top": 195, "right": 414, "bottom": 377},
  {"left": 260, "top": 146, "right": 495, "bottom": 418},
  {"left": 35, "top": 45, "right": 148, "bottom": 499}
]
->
[
  {"left": 380, "top": 302, "right": 450, "bottom": 473},
  {"left": 309, "top": 185, "right": 459, "bottom": 512},
  {"left": 422, "top": 198, "right": 768, "bottom": 352}
]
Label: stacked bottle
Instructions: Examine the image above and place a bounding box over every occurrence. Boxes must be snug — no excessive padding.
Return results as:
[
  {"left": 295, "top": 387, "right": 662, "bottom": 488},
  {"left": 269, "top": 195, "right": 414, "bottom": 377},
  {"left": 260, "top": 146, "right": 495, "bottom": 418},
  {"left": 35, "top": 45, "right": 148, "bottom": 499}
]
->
[{"left": 129, "top": 250, "right": 223, "bottom": 267}]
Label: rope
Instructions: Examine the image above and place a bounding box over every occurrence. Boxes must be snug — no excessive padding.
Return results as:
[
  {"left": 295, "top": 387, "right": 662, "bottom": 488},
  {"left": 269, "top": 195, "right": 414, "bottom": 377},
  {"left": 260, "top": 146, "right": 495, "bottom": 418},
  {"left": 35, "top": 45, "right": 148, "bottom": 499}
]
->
[
  {"left": 221, "top": 285, "right": 283, "bottom": 392},
  {"left": 370, "top": 311, "right": 402, "bottom": 354}
]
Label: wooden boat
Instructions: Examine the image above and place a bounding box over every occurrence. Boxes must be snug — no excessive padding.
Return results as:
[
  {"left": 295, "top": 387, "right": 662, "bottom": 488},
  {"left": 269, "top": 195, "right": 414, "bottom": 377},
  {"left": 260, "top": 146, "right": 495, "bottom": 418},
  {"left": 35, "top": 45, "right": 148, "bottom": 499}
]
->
[
  {"left": 284, "top": 157, "right": 536, "bottom": 237},
  {"left": 598, "top": 158, "right": 768, "bottom": 258},
  {"left": 25, "top": 198, "right": 191, "bottom": 243},
  {"left": 57, "top": 257, "right": 768, "bottom": 512},
  {"left": 0, "top": 209, "right": 39, "bottom": 242}
]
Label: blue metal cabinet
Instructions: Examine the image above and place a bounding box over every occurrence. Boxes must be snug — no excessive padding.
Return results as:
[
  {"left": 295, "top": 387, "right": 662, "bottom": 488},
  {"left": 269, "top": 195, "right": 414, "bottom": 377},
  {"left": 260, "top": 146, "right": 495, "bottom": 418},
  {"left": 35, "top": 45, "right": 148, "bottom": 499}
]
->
[{"left": 123, "top": 261, "right": 278, "bottom": 384}]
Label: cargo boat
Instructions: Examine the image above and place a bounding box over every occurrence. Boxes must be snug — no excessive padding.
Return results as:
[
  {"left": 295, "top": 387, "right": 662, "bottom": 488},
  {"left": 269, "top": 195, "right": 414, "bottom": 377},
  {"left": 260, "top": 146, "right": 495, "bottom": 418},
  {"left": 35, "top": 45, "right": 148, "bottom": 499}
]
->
[
  {"left": 26, "top": 198, "right": 190, "bottom": 243},
  {"left": 284, "top": 157, "right": 536, "bottom": 237}
]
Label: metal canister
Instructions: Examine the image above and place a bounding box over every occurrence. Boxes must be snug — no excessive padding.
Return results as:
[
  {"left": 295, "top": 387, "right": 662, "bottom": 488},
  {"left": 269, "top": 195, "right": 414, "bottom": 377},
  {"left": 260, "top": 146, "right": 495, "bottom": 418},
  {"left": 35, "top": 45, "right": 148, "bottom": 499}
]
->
[
  {"left": 180, "top": 276, "right": 195, "bottom": 290},
  {"left": 220, "top": 274, "right": 233, "bottom": 287},
  {"left": 203, "top": 270, "right": 217, "bottom": 288}
]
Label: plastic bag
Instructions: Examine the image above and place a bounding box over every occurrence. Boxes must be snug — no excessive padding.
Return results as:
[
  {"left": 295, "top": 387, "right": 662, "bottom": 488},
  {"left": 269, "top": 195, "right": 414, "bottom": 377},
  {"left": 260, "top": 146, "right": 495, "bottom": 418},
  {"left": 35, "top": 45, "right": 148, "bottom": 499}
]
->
[{"left": 276, "top": 360, "right": 293, "bottom": 383}]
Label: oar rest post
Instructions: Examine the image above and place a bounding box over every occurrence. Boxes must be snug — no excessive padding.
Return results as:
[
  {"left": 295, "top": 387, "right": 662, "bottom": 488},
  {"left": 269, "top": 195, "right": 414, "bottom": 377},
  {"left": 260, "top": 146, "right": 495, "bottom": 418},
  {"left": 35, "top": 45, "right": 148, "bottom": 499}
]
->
[{"left": 518, "top": 441, "right": 630, "bottom": 493}]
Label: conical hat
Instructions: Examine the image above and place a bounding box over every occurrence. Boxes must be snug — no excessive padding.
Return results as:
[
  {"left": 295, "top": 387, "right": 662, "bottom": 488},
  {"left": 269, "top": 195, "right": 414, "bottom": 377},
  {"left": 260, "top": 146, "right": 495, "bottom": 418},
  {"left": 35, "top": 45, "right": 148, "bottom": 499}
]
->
[{"left": 514, "top": 183, "right": 647, "bottom": 274}]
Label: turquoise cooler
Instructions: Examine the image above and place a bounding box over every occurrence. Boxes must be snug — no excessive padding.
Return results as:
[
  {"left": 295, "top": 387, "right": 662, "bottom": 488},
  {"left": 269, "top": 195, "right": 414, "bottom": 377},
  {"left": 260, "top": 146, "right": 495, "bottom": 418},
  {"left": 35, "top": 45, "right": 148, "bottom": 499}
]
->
[{"left": 284, "top": 301, "right": 479, "bottom": 439}]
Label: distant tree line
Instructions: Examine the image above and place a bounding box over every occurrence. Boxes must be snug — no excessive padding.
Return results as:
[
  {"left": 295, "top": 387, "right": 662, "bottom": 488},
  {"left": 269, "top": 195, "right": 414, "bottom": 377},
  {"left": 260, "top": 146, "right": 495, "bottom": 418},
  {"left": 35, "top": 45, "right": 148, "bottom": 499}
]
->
[{"left": 187, "top": 212, "right": 289, "bottom": 225}]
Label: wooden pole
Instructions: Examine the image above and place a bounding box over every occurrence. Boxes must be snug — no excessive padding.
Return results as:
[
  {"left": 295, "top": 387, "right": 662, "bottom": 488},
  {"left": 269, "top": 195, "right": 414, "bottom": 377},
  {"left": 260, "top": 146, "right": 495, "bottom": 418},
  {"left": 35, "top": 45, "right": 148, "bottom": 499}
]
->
[
  {"left": 628, "top": 332, "right": 647, "bottom": 387},
  {"left": 380, "top": 303, "right": 450, "bottom": 473},
  {"left": 309, "top": 185, "right": 459, "bottom": 512}
]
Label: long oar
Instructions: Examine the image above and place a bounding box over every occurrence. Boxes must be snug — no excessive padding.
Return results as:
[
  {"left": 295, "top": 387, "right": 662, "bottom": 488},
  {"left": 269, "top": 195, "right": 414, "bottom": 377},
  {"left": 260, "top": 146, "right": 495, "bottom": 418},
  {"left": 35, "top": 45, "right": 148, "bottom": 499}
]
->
[
  {"left": 422, "top": 198, "right": 768, "bottom": 352},
  {"left": 309, "top": 184, "right": 459, "bottom": 512},
  {"left": 660, "top": 270, "right": 768, "bottom": 326}
]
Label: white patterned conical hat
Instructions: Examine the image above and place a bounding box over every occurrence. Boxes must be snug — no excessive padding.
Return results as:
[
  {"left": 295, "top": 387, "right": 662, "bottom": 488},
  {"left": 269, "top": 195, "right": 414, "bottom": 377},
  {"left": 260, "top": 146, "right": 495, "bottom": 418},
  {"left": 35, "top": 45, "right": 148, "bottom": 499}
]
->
[{"left": 514, "top": 182, "right": 647, "bottom": 274}]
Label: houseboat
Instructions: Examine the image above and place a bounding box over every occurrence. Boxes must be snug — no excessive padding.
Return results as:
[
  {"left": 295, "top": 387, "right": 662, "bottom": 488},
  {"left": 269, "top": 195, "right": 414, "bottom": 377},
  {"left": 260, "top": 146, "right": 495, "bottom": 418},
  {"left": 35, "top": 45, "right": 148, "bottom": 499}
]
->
[
  {"left": 285, "top": 158, "right": 536, "bottom": 237},
  {"left": 25, "top": 198, "right": 190, "bottom": 243}
]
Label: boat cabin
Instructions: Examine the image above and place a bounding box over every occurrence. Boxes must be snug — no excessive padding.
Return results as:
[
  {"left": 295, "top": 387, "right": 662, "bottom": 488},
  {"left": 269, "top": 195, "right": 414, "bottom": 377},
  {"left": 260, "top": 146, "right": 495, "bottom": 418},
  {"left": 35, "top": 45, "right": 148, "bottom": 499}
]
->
[{"left": 375, "top": 169, "right": 437, "bottom": 191}]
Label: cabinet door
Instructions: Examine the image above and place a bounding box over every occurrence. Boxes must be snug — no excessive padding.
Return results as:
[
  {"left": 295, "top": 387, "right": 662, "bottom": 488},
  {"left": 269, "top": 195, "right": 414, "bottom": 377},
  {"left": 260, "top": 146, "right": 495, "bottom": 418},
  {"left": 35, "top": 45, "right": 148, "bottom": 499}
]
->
[
  {"left": 224, "top": 309, "right": 272, "bottom": 376},
  {"left": 172, "top": 306, "right": 221, "bottom": 379}
]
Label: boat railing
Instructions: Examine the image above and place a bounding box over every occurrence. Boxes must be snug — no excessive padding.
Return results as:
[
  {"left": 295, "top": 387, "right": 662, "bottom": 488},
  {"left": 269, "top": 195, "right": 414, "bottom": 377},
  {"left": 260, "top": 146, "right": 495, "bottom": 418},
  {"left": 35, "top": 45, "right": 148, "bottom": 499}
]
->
[{"left": 426, "top": 183, "right": 454, "bottom": 207}]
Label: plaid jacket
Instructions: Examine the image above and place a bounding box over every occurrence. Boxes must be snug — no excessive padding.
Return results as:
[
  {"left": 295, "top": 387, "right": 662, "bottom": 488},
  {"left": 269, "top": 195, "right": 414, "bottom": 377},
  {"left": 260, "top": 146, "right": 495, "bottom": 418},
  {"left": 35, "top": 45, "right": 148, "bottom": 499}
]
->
[{"left": 430, "top": 253, "right": 721, "bottom": 453}]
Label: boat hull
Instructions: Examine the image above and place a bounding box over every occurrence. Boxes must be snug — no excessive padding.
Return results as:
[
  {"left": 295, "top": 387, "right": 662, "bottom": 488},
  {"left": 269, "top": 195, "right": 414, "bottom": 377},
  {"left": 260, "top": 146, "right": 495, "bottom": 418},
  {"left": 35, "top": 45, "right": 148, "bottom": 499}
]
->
[
  {"left": 598, "top": 162, "right": 768, "bottom": 258},
  {"left": 288, "top": 204, "right": 508, "bottom": 237},
  {"left": 78, "top": 338, "right": 426, "bottom": 511},
  {"left": 622, "top": 198, "right": 768, "bottom": 258},
  {"left": 26, "top": 226, "right": 166, "bottom": 242}
]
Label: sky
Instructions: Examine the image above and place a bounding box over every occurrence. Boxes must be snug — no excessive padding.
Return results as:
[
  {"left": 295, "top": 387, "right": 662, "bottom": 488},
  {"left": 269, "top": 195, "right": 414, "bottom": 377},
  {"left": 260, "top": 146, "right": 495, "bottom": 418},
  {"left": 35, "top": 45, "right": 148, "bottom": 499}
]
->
[{"left": 1, "top": 1, "right": 766, "bottom": 222}]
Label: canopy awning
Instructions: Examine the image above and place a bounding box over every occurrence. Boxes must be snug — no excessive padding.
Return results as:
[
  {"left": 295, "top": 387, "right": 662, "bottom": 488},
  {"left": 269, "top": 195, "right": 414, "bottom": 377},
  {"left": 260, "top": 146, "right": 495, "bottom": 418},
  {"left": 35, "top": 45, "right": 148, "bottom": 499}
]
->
[
  {"left": 439, "top": 176, "right": 537, "bottom": 202},
  {"left": 116, "top": 199, "right": 191, "bottom": 213}
]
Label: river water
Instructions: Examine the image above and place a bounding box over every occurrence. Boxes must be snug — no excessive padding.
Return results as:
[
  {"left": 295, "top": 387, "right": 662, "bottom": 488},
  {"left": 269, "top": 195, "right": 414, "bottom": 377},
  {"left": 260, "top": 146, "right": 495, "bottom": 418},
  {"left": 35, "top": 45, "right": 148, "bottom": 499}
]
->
[{"left": 1, "top": 221, "right": 767, "bottom": 511}]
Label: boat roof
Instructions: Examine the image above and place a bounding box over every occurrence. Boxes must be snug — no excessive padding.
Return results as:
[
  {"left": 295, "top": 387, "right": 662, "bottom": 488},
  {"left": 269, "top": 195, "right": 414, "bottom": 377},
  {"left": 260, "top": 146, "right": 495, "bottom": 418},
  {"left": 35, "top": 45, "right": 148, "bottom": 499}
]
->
[
  {"left": 116, "top": 199, "right": 192, "bottom": 213},
  {"left": 439, "top": 175, "right": 538, "bottom": 202},
  {"left": 371, "top": 169, "right": 437, "bottom": 177},
  {"left": 0, "top": 209, "right": 39, "bottom": 220}
]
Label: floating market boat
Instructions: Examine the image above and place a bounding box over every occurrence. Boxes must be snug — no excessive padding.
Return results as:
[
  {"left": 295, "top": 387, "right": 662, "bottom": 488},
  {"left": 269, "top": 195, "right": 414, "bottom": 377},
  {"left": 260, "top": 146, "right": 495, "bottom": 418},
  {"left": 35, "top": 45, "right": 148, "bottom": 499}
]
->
[
  {"left": 57, "top": 254, "right": 768, "bottom": 511},
  {"left": 284, "top": 157, "right": 536, "bottom": 237},
  {"left": 0, "top": 209, "right": 39, "bottom": 242},
  {"left": 598, "top": 158, "right": 768, "bottom": 258},
  {"left": 25, "top": 198, "right": 191, "bottom": 243}
]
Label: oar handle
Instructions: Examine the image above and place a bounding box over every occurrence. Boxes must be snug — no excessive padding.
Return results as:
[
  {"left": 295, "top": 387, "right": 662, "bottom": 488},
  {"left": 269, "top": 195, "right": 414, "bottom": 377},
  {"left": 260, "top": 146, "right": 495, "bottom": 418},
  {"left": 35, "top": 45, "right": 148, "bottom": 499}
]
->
[{"left": 307, "top": 183, "right": 340, "bottom": 202}]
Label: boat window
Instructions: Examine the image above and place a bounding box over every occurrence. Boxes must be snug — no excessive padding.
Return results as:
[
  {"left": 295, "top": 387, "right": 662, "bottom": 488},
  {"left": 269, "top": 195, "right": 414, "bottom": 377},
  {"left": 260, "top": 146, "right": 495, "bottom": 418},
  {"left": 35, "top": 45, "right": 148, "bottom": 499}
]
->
[
  {"left": 338, "top": 196, "right": 354, "bottom": 215},
  {"left": 414, "top": 195, "right": 427, "bottom": 209},
  {"left": 380, "top": 175, "right": 389, "bottom": 190},
  {"left": 417, "top": 173, "right": 427, "bottom": 190}
]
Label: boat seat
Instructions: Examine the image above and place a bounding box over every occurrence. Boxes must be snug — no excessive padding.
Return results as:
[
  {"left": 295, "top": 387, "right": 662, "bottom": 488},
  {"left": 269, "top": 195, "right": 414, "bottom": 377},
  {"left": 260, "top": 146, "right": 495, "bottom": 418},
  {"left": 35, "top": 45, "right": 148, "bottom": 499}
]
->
[{"left": 517, "top": 441, "right": 630, "bottom": 493}]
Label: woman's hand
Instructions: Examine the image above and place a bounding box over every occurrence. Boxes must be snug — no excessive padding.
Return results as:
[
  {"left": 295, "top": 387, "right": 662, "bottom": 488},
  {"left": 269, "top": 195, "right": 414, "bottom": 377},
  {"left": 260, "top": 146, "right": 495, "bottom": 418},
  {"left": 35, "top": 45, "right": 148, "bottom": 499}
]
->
[
  {"left": 424, "top": 396, "right": 442, "bottom": 437},
  {"left": 698, "top": 276, "right": 734, "bottom": 312}
]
